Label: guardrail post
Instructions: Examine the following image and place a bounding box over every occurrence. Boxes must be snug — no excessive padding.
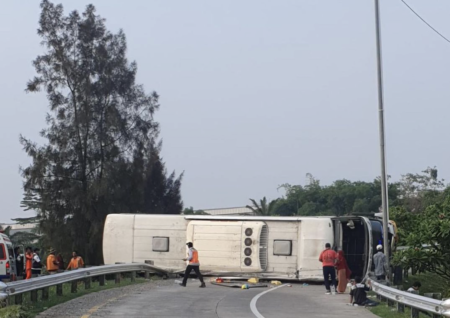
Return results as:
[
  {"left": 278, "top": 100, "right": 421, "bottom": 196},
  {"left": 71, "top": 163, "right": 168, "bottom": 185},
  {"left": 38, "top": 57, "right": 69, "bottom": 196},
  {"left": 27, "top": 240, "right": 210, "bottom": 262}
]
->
[
  {"left": 71, "top": 280, "right": 77, "bottom": 293},
  {"left": 99, "top": 275, "right": 105, "bottom": 286},
  {"left": 57, "top": 284, "right": 63, "bottom": 296},
  {"left": 144, "top": 260, "right": 154, "bottom": 280},
  {"left": 42, "top": 287, "right": 49, "bottom": 300},
  {"left": 14, "top": 294, "right": 23, "bottom": 305},
  {"left": 387, "top": 298, "right": 394, "bottom": 307},
  {"left": 424, "top": 293, "right": 442, "bottom": 318},
  {"left": 115, "top": 273, "right": 121, "bottom": 284},
  {"left": 408, "top": 290, "right": 419, "bottom": 318},
  {"left": 131, "top": 271, "right": 136, "bottom": 282},
  {"left": 31, "top": 290, "right": 38, "bottom": 302},
  {"left": 397, "top": 302, "right": 404, "bottom": 313},
  {"left": 85, "top": 277, "right": 92, "bottom": 289}
]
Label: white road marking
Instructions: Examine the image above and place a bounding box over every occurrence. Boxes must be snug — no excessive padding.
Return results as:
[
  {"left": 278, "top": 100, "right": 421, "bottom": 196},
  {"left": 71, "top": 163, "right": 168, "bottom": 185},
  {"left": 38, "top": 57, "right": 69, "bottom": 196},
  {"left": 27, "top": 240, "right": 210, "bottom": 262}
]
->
[{"left": 250, "top": 284, "right": 287, "bottom": 318}]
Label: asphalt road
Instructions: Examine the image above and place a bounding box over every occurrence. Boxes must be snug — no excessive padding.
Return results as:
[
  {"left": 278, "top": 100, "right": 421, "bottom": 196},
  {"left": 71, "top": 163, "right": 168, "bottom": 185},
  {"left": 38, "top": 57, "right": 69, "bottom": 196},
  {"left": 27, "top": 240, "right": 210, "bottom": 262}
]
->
[{"left": 39, "top": 280, "right": 379, "bottom": 318}]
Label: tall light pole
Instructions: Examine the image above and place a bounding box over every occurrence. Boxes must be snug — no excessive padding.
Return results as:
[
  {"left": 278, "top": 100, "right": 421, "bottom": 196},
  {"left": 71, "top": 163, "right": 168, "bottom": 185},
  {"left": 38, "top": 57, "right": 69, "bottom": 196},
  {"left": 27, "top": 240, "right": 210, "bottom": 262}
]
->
[{"left": 374, "top": 0, "right": 391, "bottom": 277}]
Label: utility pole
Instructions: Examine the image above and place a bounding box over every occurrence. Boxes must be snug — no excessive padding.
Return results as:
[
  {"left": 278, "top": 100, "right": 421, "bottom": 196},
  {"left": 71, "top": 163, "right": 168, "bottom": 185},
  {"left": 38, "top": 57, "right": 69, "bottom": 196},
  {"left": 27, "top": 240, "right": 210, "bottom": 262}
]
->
[{"left": 374, "top": 0, "right": 391, "bottom": 278}]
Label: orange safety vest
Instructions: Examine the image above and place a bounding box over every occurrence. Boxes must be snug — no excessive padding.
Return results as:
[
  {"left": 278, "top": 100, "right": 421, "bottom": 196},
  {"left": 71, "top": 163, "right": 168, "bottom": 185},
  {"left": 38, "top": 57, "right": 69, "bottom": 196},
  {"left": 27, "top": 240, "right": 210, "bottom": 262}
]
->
[
  {"left": 189, "top": 248, "right": 199, "bottom": 265},
  {"left": 47, "top": 254, "right": 58, "bottom": 272}
]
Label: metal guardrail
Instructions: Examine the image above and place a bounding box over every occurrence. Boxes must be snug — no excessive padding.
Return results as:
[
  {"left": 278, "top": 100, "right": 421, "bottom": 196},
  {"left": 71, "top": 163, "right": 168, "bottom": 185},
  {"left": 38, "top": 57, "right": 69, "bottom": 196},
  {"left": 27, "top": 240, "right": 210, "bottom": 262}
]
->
[
  {"left": 0, "top": 263, "right": 172, "bottom": 301},
  {"left": 371, "top": 279, "right": 450, "bottom": 317},
  {"left": 2, "top": 265, "right": 450, "bottom": 317}
]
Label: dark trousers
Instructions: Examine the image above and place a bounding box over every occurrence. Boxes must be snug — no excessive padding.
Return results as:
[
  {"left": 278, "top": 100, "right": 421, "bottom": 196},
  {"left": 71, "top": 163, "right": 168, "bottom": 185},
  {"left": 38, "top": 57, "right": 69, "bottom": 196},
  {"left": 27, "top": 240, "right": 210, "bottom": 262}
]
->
[
  {"left": 376, "top": 275, "right": 386, "bottom": 280},
  {"left": 323, "top": 266, "right": 336, "bottom": 291},
  {"left": 361, "top": 299, "right": 379, "bottom": 307},
  {"left": 182, "top": 265, "right": 204, "bottom": 285}
]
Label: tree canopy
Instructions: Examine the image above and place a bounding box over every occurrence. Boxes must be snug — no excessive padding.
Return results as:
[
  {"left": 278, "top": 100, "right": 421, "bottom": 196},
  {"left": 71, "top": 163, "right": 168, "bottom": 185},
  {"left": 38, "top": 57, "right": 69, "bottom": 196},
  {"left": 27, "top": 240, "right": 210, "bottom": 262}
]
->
[
  {"left": 270, "top": 176, "right": 400, "bottom": 217},
  {"left": 20, "top": 0, "right": 183, "bottom": 264}
]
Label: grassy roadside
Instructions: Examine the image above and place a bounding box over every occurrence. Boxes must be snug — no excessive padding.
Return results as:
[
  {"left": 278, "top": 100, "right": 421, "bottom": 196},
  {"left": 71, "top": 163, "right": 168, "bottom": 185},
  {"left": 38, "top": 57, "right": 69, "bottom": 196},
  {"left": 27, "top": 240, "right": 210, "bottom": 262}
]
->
[
  {"left": 1, "top": 276, "right": 149, "bottom": 318},
  {"left": 369, "top": 272, "right": 447, "bottom": 318},
  {"left": 370, "top": 305, "right": 412, "bottom": 318}
]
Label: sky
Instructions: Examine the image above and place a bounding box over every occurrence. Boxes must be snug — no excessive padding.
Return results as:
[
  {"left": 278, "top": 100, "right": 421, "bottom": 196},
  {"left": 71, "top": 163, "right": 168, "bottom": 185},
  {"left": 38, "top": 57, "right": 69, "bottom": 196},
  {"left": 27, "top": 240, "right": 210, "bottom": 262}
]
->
[{"left": 1, "top": 0, "right": 450, "bottom": 223}]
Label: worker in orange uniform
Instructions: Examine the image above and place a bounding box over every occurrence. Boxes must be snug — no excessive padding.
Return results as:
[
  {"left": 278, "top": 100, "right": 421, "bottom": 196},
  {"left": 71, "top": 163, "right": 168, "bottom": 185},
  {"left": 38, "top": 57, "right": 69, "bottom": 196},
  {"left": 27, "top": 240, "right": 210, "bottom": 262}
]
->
[
  {"left": 66, "top": 251, "right": 84, "bottom": 270},
  {"left": 46, "top": 248, "right": 59, "bottom": 274},
  {"left": 179, "top": 242, "right": 206, "bottom": 288},
  {"left": 25, "top": 247, "right": 33, "bottom": 280}
]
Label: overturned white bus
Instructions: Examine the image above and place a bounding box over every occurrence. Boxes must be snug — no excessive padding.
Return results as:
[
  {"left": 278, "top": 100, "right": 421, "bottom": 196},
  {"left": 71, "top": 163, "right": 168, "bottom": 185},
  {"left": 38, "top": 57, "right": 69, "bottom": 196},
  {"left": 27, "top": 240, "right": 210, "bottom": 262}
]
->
[{"left": 102, "top": 214, "right": 393, "bottom": 281}]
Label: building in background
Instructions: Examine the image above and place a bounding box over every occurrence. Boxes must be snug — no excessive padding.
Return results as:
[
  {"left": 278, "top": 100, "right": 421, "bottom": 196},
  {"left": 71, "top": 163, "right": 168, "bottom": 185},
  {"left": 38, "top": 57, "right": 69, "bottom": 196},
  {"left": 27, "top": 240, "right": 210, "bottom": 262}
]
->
[{"left": 202, "top": 206, "right": 255, "bottom": 216}]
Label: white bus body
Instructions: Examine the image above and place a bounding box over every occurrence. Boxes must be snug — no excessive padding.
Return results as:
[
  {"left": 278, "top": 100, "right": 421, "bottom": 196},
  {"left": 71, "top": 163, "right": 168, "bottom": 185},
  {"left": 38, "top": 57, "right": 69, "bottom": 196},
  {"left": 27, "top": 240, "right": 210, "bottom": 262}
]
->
[
  {"left": 0, "top": 233, "right": 15, "bottom": 281},
  {"left": 103, "top": 214, "right": 388, "bottom": 281}
]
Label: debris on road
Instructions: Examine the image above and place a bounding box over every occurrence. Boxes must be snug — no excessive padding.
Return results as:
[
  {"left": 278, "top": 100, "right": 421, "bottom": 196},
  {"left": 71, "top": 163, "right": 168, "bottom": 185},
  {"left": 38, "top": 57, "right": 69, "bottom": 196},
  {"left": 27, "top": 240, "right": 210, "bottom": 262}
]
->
[
  {"left": 248, "top": 277, "right": 259, "bottom": 283},
  {"left": 271, "top": 280, "right": 282, "bottom": 285}
]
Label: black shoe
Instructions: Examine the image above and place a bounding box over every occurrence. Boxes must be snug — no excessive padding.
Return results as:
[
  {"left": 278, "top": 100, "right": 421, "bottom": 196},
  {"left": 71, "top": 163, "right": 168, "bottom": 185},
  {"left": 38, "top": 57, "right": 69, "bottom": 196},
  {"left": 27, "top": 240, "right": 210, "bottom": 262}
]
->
[
  {"left": 179, "top": 283, "right": 186, "bottom": 287},
  {"left": 199, "top": 282, "right": 206, "bottom": 288}
]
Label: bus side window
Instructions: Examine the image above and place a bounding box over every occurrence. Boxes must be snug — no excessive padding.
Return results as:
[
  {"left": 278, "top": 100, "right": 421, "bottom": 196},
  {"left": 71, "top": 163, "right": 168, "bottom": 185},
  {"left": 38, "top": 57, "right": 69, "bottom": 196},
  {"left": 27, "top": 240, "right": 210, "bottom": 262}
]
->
[
  {"left": 273, "top": 240, "right": 292, "bottom": 256},
  {"left": 152, "top": 237, "right": 170, "bottom": 252}
]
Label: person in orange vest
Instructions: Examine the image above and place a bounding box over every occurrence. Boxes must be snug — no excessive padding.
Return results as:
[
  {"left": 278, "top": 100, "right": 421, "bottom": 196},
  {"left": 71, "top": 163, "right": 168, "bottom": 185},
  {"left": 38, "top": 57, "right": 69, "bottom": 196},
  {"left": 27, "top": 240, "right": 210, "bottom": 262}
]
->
[
  {"left": 46, "top": 248, "right": 59, "bottom": 274},
  {"left": 179, "top": 242, "right": 205, "bottom": 288},
  {"left": 66, "top": 251, "right": 85, "bottom": 270},
  {"left": 25, "top": 247, "right": 33, "bottom": 280}
]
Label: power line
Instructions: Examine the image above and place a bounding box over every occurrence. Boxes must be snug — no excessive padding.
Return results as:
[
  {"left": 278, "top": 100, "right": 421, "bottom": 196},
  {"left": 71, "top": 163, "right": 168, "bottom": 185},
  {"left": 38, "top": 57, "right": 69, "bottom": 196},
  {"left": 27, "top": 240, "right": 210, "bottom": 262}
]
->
[{"left": 400, "top": 0, "right": 450, "bottom": 44}]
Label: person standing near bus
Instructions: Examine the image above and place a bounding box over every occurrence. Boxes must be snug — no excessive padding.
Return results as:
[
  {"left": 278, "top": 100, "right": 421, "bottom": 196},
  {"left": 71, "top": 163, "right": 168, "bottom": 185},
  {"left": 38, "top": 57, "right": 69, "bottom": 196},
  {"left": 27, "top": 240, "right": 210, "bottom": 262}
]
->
[
  {"left": 179, "top": 242, "right": 206, "bottom": 288},
  {"left": 56, "top": 253, "right": 65, "bottom": 271},
  {"left": 25, "top": 247, "right": 33, "bottom": 280},
  {"left": 66, "top": 251, "right": 84, "bottom": 270},
  {"left": 46, "top": 248, "right": 59, "bottom": 274},
  {"left": 319, "top": 243, "right": 338, "bottom": 294},
  {"left": 373, "top": 245, "right": 387, "bottom": 280},
  {"left": 32, "top": 248, "right": 42, "bottom": 277},
  {"left": 14, "top": 247, "right": 24, "bottom": 278},
  {"left": 336, "top": 250, "right": 352, "bottom": 293}
]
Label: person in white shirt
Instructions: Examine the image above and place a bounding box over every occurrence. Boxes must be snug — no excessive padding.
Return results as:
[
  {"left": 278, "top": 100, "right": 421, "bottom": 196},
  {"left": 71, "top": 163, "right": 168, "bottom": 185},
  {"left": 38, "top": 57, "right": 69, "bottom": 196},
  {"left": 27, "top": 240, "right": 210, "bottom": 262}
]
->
[
  {"left": 407, "top": 282, "right": 421, "bottom": 293},
  {"left": 32, "top": 248, "right": 42, "bottom": 277}
]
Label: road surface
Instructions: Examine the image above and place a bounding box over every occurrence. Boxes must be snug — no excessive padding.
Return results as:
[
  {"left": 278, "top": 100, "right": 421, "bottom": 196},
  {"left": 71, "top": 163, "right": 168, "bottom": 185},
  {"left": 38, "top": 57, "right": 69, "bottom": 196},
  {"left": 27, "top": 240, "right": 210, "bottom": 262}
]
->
[{"left": 39, "top": 280, "right": 379, "bottom": 318}]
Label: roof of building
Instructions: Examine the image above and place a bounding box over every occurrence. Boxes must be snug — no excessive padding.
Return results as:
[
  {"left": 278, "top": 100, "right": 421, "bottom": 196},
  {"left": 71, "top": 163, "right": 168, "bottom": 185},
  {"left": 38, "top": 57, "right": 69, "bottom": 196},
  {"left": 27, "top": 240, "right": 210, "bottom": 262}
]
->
[{"left": 202, "top": 206, "right": 255, "bottom": 216}]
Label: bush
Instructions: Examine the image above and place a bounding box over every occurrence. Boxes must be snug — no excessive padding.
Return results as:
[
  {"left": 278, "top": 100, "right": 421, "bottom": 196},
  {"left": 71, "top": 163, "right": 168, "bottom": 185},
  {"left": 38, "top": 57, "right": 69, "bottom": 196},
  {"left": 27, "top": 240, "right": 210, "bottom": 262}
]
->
[{"left": 0, "top": 305, "right": 31, "bottom": 318}]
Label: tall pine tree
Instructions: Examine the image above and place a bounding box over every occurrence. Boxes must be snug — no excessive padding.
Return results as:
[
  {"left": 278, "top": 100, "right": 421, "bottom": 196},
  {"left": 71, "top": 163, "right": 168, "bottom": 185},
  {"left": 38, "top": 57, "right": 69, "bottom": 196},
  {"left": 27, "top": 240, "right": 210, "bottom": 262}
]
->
[{"left": 20, "top": 0, "right": 183, "bottom": 264}]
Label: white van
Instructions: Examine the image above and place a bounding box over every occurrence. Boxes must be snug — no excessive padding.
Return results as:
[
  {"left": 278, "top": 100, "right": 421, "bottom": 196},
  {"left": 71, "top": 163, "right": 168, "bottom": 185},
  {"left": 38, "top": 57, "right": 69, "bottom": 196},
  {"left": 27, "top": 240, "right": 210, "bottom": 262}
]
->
[{"left": 0, "top": 233, "right": 15, "bottom": 281}]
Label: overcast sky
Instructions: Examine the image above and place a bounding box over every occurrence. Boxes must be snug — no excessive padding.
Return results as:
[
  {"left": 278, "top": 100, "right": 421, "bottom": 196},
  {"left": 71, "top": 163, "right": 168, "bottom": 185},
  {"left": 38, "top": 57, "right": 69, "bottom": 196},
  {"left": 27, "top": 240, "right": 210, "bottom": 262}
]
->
[{"left": 1, "top": 0, "right": 449, "bottom": 223}]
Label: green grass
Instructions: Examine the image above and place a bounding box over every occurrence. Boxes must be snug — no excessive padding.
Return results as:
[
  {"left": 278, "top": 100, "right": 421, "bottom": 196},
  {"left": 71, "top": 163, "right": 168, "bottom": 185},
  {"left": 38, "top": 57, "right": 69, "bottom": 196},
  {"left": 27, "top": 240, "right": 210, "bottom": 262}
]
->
[
  {"left": 369, "top": 271, "right": 448, "bottom": 318},
  {"left": 370, "top": 304, "right": 412, "bottom": 318},
  {"left": 2, "top": 274, "right": 149, "bottom": 318}
]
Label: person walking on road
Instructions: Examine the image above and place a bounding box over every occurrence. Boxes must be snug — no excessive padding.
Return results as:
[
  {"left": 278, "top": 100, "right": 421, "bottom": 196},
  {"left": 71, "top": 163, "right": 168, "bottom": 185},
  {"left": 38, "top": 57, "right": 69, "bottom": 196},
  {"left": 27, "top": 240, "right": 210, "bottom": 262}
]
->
[
  {"left": 180, "top": 242, "right": 206, "bottom": 288},
  {"left": 319, "top": 243, "right": 338, "bottom": 294},
  {"left": 25, "top": 247, "right": 33, "bottom": 280},
  {"left": 46, "top": 248, "right": 59, "bottom": 274},
  {"left": 373, "top": 245, "right": 387, "bottom": 280},
  {"left": 66, "top": 251, "right": 85, "bottom": 270}
]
